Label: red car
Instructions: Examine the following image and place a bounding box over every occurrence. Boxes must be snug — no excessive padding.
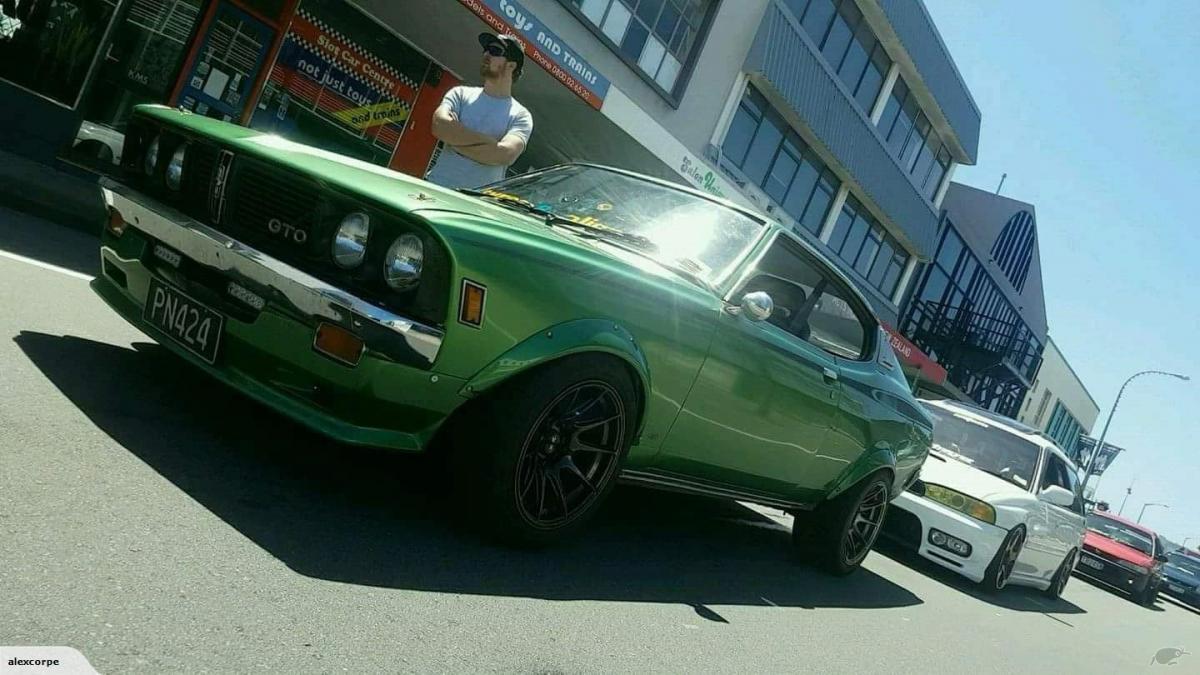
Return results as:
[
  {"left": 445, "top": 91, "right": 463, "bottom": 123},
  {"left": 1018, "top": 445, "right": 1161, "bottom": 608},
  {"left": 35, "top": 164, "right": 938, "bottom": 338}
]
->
[{"left": 1074, "top": 510, "right": 1168, "bottom": 605}]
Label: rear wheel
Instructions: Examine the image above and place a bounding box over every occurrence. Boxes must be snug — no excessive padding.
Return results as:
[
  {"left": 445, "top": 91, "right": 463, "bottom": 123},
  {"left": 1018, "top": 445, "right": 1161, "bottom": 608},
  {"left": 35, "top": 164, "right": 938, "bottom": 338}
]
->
[
  {"left": 1044, "top": 548, "right": 1077, "bottom": 599},
  {"left": 982, "top": 526, "right": 1025, "bottom": 592},
  {"left": 450, "top": 355, "right": 638, "bottom": 546},
  {"left": 794, "top": 473, "right": 891, "bottom": 576}
]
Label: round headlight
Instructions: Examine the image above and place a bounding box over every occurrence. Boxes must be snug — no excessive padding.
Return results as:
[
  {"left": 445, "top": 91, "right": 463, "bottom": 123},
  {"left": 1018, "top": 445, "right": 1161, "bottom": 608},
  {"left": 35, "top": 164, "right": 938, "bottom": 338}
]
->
[
  {"left": 143, "top": 135, "right": 161, "bottom": 176},
  {"left": 332, "top": 212, "right": 370, "bottom": 268},
  {"left": 166, "top": 145, "right": 186, "bottom": 191},
  {"left": 384, "top": 233, "right": 423, "bottom": 290}
]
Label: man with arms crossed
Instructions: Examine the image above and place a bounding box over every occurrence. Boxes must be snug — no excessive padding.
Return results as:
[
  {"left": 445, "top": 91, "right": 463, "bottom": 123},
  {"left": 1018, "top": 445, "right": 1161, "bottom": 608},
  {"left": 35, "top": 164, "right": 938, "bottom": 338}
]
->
[{"left": 425, "top": 33, "right": 533, "bottom": 189}]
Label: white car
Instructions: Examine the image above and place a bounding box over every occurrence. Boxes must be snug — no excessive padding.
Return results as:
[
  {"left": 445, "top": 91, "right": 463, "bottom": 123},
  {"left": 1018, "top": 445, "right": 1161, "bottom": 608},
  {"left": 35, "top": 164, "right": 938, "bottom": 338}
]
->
[{"left": 883, "top": 399, "right": 1086, "bottom": 596}]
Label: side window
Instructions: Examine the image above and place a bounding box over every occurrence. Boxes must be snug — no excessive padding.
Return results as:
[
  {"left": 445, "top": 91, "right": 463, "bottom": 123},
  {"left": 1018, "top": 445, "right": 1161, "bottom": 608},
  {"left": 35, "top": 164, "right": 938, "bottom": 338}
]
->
[
  {"left": 736, "top": 236, "right": 873, "bottom": 359},
  {"left": 1041, "top": 454, "right": 1084, "bottom": 514}
]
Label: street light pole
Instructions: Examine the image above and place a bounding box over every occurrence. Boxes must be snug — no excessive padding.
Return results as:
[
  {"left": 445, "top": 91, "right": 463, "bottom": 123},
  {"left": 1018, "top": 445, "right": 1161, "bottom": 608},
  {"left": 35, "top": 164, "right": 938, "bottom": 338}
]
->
[
  {"left": 1184, "top": 537, "right": 1196, "bottom": 549},
  {"left": 1080, "top": 370, "right": 1189, "bottom": 499},
  {"left": 1137, "top": 502, "right": 1168, "bottom": 524}
]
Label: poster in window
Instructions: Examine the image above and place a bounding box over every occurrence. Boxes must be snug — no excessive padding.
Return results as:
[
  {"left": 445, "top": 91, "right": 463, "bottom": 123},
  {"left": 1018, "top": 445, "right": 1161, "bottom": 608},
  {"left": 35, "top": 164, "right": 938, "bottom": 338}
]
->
[{"left": 250, "top": 0, "right": 432, "bottom": 167}]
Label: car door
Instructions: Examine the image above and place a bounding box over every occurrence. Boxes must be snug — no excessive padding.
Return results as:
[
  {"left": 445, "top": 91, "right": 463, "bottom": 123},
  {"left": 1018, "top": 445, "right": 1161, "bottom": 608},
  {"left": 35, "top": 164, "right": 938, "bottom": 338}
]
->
[
  {"left": 655, "top": 234, "right": 848, "bottom": 503},
  {"left": 1027, "top": 451, "right": 1076, "bottom": 580}
]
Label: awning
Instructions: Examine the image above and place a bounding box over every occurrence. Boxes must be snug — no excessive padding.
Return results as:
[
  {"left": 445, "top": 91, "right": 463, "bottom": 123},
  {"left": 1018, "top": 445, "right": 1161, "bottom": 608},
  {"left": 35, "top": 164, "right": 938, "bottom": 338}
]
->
[{"left": 882, "top": 322, "right": 947, "bottom": 386}]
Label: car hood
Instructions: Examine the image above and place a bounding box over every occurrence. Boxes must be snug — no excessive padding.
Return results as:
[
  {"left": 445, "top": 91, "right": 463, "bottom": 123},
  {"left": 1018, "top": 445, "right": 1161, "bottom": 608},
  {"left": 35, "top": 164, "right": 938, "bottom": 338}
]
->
[
  {"left": 1083, "top": 530, "right": 1153, "bottom": 567},
  {"left": 1164, "top": 564, "right": 1200, "bottom": 586},
  {"left": 918, "top": 452, "right": 1030, "bottom": 503}
]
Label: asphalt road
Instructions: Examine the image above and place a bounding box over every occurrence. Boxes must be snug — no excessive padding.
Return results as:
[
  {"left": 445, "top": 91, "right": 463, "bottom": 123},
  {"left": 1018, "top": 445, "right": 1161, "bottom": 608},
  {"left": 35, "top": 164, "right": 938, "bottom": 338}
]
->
[{"left": 2, "top": 206, "right": 1197, "bottom": 674}]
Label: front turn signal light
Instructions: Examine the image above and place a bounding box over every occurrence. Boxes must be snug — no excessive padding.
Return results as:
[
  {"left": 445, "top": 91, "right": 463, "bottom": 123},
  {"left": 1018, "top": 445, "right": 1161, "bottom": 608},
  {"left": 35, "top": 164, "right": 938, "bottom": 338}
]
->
[
  {"left": 459, "top": 279, "right": 486, "bottom": 328},
  {"left": 106, "top": 207, "right": 127, "bottom": 237},
  {"left": 313, "top": 322, "right": 364, "bottom": 366}
]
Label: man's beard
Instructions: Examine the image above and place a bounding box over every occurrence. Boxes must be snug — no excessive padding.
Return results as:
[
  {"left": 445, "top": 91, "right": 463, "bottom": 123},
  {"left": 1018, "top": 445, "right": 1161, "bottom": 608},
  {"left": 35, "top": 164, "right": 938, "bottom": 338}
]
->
[{"left": 480, "top": 61, "right": 503, "bottom": 80}]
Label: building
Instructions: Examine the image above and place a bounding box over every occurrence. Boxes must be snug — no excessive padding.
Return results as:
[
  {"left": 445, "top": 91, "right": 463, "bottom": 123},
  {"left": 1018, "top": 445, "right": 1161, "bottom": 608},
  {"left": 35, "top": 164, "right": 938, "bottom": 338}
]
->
[
  {"left": 1017, "top": 336, "right": 1099, "bottom": 454},
  {"left": 896, "top": 182, "right": 1048, "bottom": 416},
  {"left": 2, "top": 0, "right": 980, "bottom": 336}
]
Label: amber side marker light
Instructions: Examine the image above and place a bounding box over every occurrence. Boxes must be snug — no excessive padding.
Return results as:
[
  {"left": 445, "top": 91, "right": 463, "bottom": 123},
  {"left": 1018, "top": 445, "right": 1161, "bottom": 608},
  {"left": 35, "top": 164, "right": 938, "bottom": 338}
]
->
[
  {"left": 106, "top": 207, "right": 127, "bottom": 237},
  {"left": 459, "top": 279, "right": 487, "bottom": 328},
  {"left": 313, "top": 322, "right": 365, "bottom": 366}
]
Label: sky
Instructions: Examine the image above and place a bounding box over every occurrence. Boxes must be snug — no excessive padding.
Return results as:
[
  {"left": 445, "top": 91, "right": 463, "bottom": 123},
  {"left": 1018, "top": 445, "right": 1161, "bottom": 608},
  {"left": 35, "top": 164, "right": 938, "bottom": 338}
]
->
[{"left": 921, "top": 0, "right": 1200, "bottom": 545}]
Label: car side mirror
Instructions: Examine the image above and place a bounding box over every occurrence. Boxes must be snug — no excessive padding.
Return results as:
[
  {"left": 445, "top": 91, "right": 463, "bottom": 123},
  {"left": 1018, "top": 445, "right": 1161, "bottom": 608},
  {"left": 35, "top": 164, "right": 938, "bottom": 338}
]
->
[
  {"left": 740, "top": 291, "right": 773, "bottom": 322},
  {"left": 1038, "top": 485, "right": 1075, "bottom": 508},
  {"left": 1155, "top": 553, "right": 1169, "bottom": 564}
]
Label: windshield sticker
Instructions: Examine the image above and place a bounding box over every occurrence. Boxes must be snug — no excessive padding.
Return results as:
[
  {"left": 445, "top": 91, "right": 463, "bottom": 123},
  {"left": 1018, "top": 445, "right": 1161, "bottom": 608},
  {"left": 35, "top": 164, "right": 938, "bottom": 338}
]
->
[
  {"left": 932, "top": 442, "right": 976, "bottom": 465},
  {"left": 952, "top": 412, "right": 992, "bottom": 429}
]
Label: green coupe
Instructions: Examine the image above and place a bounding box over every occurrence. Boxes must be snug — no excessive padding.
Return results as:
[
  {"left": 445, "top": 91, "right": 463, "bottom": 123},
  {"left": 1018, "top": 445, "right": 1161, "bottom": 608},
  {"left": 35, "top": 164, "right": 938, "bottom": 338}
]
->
[{"left": 93, "top": 105, "right": 932, "bottom": 573}]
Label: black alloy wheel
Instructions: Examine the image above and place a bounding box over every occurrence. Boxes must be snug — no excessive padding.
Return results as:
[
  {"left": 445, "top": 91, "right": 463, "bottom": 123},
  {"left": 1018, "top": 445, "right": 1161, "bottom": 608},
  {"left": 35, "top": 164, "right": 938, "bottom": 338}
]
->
[
  {"left": 450, "top": 354, "right": 637, "bottom": 546},
  {"left": 514, "top": 381, "right": 626, "bottom": 529},
  {"left": 841, "top": 482, "right": 889, "bottom": 567},
  {"left": 1045, "top": 548, "right": 1077, "bottom": 599},
  {"left": 983, "top": 526, "right": 1026, "bottom": 592}
]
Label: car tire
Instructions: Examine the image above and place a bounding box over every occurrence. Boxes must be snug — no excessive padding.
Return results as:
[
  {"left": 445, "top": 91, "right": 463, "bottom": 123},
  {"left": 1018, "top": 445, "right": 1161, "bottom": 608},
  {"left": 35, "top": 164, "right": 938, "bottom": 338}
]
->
[
  {"left": 1044, "top": 548, "right": 1077, "bottom": 599},
  {"left": 1134, "top": 584, "right": 1158, "bottom": 607},
  {"left": 982, "top": 525, "right": 1026, "bottom": 593},
  {"left": 793, "top": 472, "right": 891, "bottom": 576},
  {"left": 450, "top": 354, "right": 638, "bottom": 547}
]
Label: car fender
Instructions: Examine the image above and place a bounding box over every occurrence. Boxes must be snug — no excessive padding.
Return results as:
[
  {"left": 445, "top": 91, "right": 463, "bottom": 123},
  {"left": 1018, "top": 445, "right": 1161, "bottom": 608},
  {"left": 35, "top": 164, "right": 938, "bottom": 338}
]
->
[
  {"left": 460, "top": 318, "right": 652, "bottom": 430},
  {"left": 827, "top": 445, "right": 897, "bottom": 500}
]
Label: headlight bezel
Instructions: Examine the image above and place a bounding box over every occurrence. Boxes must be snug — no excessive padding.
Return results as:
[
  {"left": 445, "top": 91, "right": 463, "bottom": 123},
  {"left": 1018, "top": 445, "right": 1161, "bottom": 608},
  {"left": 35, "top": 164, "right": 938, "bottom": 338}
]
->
[
  {"left": 383, "top": 232, "right": 424, "bottom": 291},
  {"left": 165, "top": 143, "right": 187, "bottom": 191},
  {"left": 143, "top": 134, "right": 161, "bottom": 176},
  {"left": 332, "top": 211, "right": 371, "bottom": 268},
  {"left": 923, "top": 483, "right": 997, "bottom": 524}
]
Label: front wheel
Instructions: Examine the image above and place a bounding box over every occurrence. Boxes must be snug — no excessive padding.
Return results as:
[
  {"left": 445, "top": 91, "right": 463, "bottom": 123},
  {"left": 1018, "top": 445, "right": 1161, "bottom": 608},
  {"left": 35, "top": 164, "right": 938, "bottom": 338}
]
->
[
  {"left": 451, "top": 355, "right": 638, "bottom": 546},
  {"left": 794, "top": 472, "right": 891, "bottom": 576},
  {"left": 982, "top": 526, "right": 1026, "bottom": 592}
]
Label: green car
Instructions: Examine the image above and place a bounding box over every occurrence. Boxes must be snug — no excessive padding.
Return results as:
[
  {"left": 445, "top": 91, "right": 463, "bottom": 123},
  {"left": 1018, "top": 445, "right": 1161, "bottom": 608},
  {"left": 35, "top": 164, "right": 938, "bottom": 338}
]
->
[{"left": 93, "top": 105, "right": 932, "bottom": 573}]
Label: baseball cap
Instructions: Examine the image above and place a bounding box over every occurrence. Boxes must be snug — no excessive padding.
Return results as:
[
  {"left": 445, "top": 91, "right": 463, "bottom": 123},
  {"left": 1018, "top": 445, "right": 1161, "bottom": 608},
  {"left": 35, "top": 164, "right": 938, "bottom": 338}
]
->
[{"left": 478, "top": 32, "right": 525, "bottom": 77}]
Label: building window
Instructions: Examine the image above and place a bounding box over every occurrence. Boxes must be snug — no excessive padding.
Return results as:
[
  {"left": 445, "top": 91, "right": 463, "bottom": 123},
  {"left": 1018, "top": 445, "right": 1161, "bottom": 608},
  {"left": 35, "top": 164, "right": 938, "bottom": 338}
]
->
[
  {"left": 826, "top": 195, "right": 909, "bottom": 298},
  {"left": 786, "top": 0, "right": 892, "bottom": 117},
  {"left": 0, "top": 0, "right": 119, "bottom": 107},
  {"left": 1045, "top": 401, "right": 1082, "bottom": 453},
  {"left": 720, "top": 86, "right": 842, "bottom": 236},
  {"left": 569, "top": 0, "right": 715, "bottom": 99},
  {"left": 876, "top": 74, "right": 951, "bottom": 202},
  {"left": 991, "top": 210, "right": 1037, "bottom": 293}
]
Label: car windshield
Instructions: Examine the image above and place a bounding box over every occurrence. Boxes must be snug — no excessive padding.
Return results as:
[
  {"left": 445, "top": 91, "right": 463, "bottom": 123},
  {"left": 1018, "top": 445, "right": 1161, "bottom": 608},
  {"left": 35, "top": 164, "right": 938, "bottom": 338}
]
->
[
  {"left": 1086, "top": 514, "right": 1154, "bottom": 555},
  {"left": 479, "top": 165, "right": 766, "bottom": 286},
  {"left": 1167, "top": 552, "right": 1200, "bottom": 575},
  {"left": 921, "top": 403, "right": 1041, "bottom": 490}
]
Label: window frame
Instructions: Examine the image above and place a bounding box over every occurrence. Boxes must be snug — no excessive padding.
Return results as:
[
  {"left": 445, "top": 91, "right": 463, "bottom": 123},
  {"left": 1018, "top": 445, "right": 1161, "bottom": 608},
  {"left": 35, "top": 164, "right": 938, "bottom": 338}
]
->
[{"left": 560, "top": 0, "right": 723, "bottom": 106}]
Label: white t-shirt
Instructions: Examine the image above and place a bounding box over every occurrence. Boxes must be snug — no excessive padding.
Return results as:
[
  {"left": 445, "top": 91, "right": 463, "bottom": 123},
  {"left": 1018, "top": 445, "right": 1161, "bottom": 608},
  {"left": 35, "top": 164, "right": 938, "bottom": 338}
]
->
[{"left": 425, "top": 86, "right": 533, "bottom": 189}]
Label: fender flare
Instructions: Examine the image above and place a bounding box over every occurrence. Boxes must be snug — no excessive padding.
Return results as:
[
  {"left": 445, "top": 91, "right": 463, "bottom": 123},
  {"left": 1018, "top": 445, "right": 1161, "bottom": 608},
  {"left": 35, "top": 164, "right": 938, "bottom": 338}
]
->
[
  {"left": 460, "top": 318, "right": 652, "bottom": 433},
  {"left": 827, "top": 446, "right": 897, "bottom": 500}
]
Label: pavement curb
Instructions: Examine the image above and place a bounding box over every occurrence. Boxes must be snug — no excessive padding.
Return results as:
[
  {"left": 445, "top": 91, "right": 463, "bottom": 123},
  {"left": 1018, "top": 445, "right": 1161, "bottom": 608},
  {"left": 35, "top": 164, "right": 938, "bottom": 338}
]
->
[{"left": 0, "top": 149, "right": 106, "bottom": 237}]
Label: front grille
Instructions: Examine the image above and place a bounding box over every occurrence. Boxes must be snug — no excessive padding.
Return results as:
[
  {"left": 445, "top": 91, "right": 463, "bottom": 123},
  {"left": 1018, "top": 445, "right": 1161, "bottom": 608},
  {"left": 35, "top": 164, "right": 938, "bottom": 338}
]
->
[
  {"left": 882, "top": 506, "right": 923, "bottom": 550},
  {"left": 225, "top": 157, "right": 324, "bottom": 252},
  {"left": 180, "top": 141, "right": 220, "bottom": 222}
]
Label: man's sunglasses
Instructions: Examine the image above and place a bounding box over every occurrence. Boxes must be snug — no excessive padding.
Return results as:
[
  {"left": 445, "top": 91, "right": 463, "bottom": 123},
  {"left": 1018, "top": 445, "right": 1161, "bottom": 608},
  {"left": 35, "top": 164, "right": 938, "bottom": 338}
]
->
[{"left": 482, "top": 44, "right": 507, "bottom": 58}]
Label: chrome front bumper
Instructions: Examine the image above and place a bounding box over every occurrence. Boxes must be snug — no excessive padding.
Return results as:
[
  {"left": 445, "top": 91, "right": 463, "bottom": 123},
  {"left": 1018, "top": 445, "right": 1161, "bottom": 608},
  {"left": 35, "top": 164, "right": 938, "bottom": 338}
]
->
[{"left": 99, "top": 178, "right": 443, "bottom": 365}]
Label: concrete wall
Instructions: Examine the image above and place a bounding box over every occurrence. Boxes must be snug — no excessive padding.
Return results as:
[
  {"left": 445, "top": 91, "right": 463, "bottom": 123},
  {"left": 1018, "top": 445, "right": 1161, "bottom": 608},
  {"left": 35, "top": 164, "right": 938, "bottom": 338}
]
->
[{"left": 1017, "top": 336, "right": 1100, "bottom": 433}]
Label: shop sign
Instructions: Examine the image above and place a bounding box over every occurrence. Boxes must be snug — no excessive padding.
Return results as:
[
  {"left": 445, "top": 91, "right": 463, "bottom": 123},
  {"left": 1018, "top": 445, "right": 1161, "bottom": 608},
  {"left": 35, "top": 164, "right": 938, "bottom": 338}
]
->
[
  {"left": 457, "top": 0, "right": 611, "bottom": 109},
  {"left": 680, "top": 155, "right": 729, "bottom": 201},
  {"left": 881, "top": 322, "right": 947, "bottom": 385}
]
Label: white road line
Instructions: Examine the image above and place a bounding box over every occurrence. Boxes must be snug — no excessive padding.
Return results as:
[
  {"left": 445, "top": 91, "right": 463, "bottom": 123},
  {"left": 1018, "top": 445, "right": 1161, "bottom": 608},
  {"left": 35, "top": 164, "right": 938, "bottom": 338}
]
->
[{"left": 0, "top": 249, "right": 94, "bottom": 281}]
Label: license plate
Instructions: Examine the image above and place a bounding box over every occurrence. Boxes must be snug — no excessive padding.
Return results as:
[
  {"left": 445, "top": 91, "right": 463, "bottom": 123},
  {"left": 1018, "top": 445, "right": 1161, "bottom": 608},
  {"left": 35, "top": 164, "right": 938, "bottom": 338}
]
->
[
  {"left": 144, "top": 278, "right": 224, "bottom": 364},
  {"left": 1167, "top": 583, "right": 1186, "bottom": 593},
  {"left": 1080, "top": 557, "right": 1104, "bottom": 570}
]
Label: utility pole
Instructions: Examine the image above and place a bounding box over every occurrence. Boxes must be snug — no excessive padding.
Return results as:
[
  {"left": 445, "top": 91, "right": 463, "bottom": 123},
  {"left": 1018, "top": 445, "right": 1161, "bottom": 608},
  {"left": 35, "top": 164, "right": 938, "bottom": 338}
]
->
[{"left": 1117, "top": 479, "right": 1134, "bottom": 516}]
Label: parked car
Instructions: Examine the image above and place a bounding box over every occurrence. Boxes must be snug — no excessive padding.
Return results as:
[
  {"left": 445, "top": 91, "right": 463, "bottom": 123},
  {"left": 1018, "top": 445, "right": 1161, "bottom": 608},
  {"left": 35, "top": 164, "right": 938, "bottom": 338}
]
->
[
  {"left": 1075, "top": 511, "right": 1168, "bottom": 606},
  {"left": 883, "top": 399, "right": 1086, "bottom": 596},
  {"left": 1161, "top": 549, "right": 1200, "bottom": 608},
  {"left": 91, "top": 105, "right": 934, "bottom": 573}
]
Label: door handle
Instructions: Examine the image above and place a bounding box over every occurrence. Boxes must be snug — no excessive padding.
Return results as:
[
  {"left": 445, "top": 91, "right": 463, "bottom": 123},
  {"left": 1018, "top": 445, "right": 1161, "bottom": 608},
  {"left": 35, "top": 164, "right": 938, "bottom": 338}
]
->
[{"left": 823, "top": 367, "right": 838, "bottom": 382}]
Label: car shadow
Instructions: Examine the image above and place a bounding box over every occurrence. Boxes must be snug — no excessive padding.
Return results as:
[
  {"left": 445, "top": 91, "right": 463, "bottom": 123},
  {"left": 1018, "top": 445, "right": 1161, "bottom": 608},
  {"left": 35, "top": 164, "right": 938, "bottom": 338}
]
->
[
  {"left": 14, "top": 331, "right": 925, "bottom": 614},
  {"left": 875, "top": 539, "right": 1086, "bottom": 615},
  {"left": 0, "top": 205, "right": 100, "bottom": 277},
  {"left": 1071, "top": 574, "right": 1167, "bottom": 612},
  {"left": 1160, "top": 595, "right": 1200, "bottom": 617}
]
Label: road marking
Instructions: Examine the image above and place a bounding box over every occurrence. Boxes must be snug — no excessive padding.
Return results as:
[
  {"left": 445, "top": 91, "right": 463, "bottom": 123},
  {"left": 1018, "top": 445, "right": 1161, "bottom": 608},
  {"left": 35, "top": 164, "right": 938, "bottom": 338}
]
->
[{"left": 0, "top": 249, "right": 94, "bottom": 281}]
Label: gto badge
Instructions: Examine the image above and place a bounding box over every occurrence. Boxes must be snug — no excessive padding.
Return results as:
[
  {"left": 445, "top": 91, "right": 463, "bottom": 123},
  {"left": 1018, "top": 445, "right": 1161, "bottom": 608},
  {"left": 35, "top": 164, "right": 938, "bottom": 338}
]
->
[
  {"left": 209, "top": 150, "right": 234, "bottom": 224},
  {"left": 268, "top": 217, "right": 307, "bottom": 244}
]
